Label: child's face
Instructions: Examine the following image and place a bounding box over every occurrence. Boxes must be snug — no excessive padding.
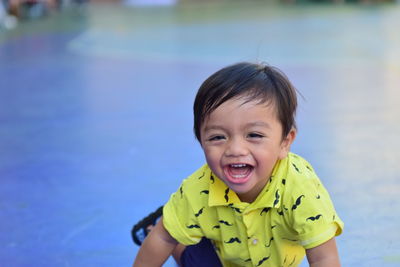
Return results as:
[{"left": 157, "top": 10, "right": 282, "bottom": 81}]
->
[{"left": 200, "top": 97, "right": 296, "bottom": 203}]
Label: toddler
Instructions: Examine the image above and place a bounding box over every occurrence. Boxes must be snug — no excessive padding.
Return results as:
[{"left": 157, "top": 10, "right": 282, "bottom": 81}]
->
[{"left": 133, "top": 62, "right": 344, "bottom": 267}]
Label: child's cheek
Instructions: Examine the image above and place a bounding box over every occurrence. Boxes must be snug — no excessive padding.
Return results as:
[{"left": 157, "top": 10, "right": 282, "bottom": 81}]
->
[{"left": 203, "top": 149, "right": 222, "bottom": 176}]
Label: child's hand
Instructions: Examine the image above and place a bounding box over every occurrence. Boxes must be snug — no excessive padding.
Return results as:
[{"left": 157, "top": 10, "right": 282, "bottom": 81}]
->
[
  {"left": 133, "top": 217, "right": 178, "bottom": 267},
  {"left": 306, "top": 238, "right": 340, "bottom": 267}
]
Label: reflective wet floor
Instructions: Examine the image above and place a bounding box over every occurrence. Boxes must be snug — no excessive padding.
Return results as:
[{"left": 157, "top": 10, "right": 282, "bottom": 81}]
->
[{"left": 1, "top": 1, "right": 400, "bottom": 266}]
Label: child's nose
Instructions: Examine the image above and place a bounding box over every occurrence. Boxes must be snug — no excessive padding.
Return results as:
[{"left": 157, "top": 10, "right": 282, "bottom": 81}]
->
[{"left": 224, "top": 138, "right": 248, "bottom": 157}]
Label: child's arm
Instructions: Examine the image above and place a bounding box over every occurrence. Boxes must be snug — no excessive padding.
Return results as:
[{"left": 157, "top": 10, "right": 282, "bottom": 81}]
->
[
  {"left": 133, "top": 217, "right": 178, "bottom": 267},
  {"left": 306, "top": 238, "right": 340, "bottom": 267}
]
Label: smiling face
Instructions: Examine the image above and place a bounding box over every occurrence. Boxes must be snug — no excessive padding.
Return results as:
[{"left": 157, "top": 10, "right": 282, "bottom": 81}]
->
[{"left": 200, "top": 97, "right": 296, "bottom": 203}]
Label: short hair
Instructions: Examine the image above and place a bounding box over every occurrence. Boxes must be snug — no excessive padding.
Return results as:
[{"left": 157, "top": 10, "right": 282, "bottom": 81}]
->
[{"left": 193, "top": 62, "right": 298, "bottom": 142}]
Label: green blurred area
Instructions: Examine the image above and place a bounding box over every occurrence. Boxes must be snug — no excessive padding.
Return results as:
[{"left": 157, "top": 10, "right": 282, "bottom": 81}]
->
[{"left": 1, "top": 0, "right": 397, "bottom": 42}]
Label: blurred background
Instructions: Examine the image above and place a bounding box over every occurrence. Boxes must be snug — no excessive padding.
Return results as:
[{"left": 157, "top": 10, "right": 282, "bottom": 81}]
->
[{"left": 1, "top": 0, "right": 400, "bottom": 266}]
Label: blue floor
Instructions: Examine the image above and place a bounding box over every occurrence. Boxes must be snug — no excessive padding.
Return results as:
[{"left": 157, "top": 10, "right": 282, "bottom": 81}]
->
[{"left": 1, "top": 1, "right": 400, "bottom": 266}]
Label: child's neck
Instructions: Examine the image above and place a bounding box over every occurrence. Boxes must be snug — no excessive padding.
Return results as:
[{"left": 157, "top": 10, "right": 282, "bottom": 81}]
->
[{"left": 237, "top": 178, "right": 271, "bottom": 203}]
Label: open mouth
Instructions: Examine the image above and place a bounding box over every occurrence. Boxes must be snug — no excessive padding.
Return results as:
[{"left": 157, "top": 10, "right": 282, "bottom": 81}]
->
[{"left": 224, "top": 163, "right": 254, "bottom": 184}]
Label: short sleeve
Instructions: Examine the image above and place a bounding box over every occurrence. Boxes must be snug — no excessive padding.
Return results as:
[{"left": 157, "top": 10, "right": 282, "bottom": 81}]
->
[
  {"left": 163, "top": 179, "right": 203, "bottom": 246},
  {"left": 286, "top": 161, "right": 344, "bottom": 249}
]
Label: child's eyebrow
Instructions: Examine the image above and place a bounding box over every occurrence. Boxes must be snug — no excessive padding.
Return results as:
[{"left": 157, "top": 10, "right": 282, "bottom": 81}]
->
[
  {"left": 203, "top": 122, "right": 271, "bottom": 132},
  {"left": 246, "top": 121, "right": 271, "bottom": 129},
  {"left": 203, "top": 125, "right": 226, "bottom": 132}
]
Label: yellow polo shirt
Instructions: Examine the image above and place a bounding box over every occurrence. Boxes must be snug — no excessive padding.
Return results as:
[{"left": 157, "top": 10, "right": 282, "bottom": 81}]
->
[{"left": 163, "top": 153, "right": 344, "bottom": 267}]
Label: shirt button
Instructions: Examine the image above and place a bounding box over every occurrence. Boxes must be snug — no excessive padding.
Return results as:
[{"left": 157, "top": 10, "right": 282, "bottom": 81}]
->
[{"left": 252, "top": 238, "right": 258, "bottom": 245}]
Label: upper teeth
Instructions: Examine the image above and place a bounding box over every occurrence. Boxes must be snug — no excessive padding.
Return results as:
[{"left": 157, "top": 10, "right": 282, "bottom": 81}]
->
[{"left": 231, "top": 164, "right": 246, "bottom": 168}]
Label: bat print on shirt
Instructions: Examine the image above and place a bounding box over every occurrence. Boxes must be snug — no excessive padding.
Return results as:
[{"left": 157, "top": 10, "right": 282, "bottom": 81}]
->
[
  {"left": 194, "top": 207, "right": 204, "bottom": 217},
  {"left": 307, "top": 214, "right": 323, "bottom": 222},
  {"left": 200, "top": 190, "right": 209, "bottom": 195},
  {"left": 291, "top": 195, "right": 305, "bottom": 210},
  {"left": 224, "top": 188, "right": 230, "bottom": 202},
  {"left": 273, "top": 190, "right": 280, "bottom": 207},
  {"left": 212, "top": 219, "right": 233, "bottom": 229},
  {"left": 198, "top": 172, "right": 205, "bottom": 179},
  {"left": 179, "top": 186, "right": 183, "bottom": 198},
  {"left": 210, "top": 175, "right": 215, "bottom": 184},
  {"left": 260, "top": 207, "right": 271, "bottom": 216},
  {"left": 228, "top": 203, "right": 242, "bottom": 213},
  {"left": 186, "top": 224, "right": 200, "bottom": 229},
  {"left": 265, "top": 237, "right": 274, "bottom": 247},
  {"left": 292, "top": 163, "right": 300, "bottom": 173},
  {"left": 218, "top": 220, "right": 233, "bottom": 226},
  {"left": 257, "top": 255, "right": 271, "bottom": 266},
  {"left": 224, "top": 237, "right": 241, "bottom": 244},
  {"left": 288, "top": 255, "right": 297, "bottom": 266}
]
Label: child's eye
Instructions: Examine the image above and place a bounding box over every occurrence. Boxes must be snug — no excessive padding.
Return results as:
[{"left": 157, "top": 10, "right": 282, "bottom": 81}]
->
[
  {"left": 209, "top": 135, "right": 225, "bottom": 141},
  {"left": 248, "top": 133, "right": 264, "bottom": 139}
]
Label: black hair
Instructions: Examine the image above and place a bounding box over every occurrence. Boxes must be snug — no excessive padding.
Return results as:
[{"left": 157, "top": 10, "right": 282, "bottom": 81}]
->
[{"left": 193, "top": 62, "right": 298, "bottom": 142}]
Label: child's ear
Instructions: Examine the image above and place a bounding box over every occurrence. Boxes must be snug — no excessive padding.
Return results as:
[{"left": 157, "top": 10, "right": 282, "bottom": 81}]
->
[{"left": 279, "top": 128, "right": 296, "bottom": 159}]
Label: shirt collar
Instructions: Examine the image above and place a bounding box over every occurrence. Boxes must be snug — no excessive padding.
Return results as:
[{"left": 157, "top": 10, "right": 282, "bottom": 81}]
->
[{"left": 208, "top": 173, "right": 241, "bottom": 207}]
